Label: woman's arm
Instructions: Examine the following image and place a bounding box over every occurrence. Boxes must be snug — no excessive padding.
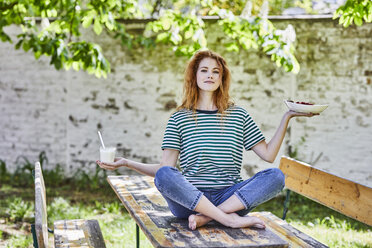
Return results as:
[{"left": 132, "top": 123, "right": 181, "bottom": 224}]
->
[
  {"left": 97, "top": 149, "right": 179, "bottom": 177},
  {"left": 252, "top": 110, "right": 317, "bottom": 163}
]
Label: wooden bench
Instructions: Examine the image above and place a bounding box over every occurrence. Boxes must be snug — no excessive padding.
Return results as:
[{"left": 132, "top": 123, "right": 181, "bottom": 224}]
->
[
  {"left": 32, "top": 162, "right": 106, "bottom": 248},
  {"left": 107, "top": 166, "right": 331, "bottom": 248},
  {"left": 279, "top": 156, "right": 372, "bottom": 226}
]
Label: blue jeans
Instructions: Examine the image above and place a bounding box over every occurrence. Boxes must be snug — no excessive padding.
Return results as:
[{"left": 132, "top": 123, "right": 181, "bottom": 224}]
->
[{"left": 154, "top": 166, "right": 285, "bottom": 219}]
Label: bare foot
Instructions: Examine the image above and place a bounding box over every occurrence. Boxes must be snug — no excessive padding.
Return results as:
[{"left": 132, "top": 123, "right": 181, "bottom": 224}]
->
[
  {"left": 189, "top": 213, "right": 266, "bottom": 230},
  {"left": 228, "top": 213, "right": 266, "bottom": 229},
  {"left": 188, "top": 214, "right": 212, "bottom": 230}
]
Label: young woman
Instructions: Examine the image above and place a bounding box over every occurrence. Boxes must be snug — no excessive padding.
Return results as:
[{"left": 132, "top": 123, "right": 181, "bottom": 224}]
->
[{"left": 97, "top": 50, "right": 316, "bottom": 230}]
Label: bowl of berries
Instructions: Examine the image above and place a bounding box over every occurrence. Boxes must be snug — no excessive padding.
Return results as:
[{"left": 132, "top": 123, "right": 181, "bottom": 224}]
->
[{"left": 284, "top": 100, "right": 328, "bottom": 114}]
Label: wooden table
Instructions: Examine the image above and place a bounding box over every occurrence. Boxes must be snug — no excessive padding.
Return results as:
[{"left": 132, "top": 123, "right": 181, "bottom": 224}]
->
[{"left": 107, "top": 175, "right": 326, "bottom": 248}]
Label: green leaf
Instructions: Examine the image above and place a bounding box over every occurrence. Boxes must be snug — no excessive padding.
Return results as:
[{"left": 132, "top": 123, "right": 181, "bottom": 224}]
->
[
  {"left": 225, "top": 43, "right": 239, "bottom": 52},
  {"left": 354, "top": 16, "right": 363, "bottom": 26},
  {"left": 15, "top": 39, "right": 23, "bottom": 49},
  {"left": 82, "top": 15, "right": 94, "bottom": 28},
  {"left": 105, "top": 19, "right": 115, "bottom": 31},
  {"left": 93, "top": 18, "right": 102, "bottom": 35},
  {"left": 332, "top": 11, "right": 340, "bottom": 19},
  {"left": 22, "top": 41, "right": 30, "bottom": 51},
  {"left": 366, "top": 11, "right": 372, "bottom": 22},
  {"left": 198, "top": 35, "right": 207, "bottom": 48},
  {"left": 72, "top": 61, "right": 80, "bottom": 71},
  {"left": 0, "top": 32, "right": 12, "bottom": 42},
  {"left": 343, "top": 16, "right": 351, "bottom": 27},
  {"left": 184, "top": 27, "right": 193, "bottom": 40},
  {"left": 95, "top": 68, "right": 102, "bottom": 78},
  {"left": 34, "top": 50, "right": 42, "bottom": 59},
  {"left": 156, "top": 32, "right": 169, "bottom": 42},
  {"left": 161, "top": 18, "right": 171, "bottom": 31},
  {"left": 339, "top": 14, "right": 346, "bottom": 24}
]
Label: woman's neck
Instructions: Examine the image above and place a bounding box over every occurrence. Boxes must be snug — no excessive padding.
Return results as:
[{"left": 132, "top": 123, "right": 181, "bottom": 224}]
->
[{"left": 197, "top": 91, "right": 216, "bottom": 110}]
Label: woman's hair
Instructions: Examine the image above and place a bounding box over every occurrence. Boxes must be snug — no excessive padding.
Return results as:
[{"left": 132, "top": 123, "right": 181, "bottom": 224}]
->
[{"left": 177, "top": 50, "right": 233, "bottom": 113}]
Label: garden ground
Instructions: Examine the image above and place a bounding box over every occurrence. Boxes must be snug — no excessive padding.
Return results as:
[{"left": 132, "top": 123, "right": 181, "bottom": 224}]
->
[
  {"left": 0, "top": 182, "right": 371, "bottom": 248},
  {"left": 0, "top": 155, "right": 371, "bottom": 247}
]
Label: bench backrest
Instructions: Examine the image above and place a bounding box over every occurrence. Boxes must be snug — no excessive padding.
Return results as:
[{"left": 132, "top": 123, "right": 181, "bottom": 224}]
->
[
  {"left": 279, "top": 156, "right": 372, "bottom": 226},
  {"left": 34, "top": 162, "right": 49, "bottom": 248}
]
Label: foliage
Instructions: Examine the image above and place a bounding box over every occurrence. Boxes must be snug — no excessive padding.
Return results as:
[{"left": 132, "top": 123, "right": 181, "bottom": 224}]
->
[
  {"left": 43, "top": 163, "right": 65, "bottom": 187},
  {"left": 47, "top": 197, "right": 81, "bottom": 223},
  {"left": 5, "top": 197, "right": 33, "bottom": 222},
  {"left": 74, "top": 163, "right": 109, "bottom": 190},
  {"left": 5, "top": 235, "right": 33, "bottom": 248},
  {"left": 98, "top": 201, "right": 122, "bottom": 215},
  {"left": 289, "top": 216, "right": 372, "bottom": 248},
  {"left": 6, "top": 151, "right": 48, "bottom": 187},
  {"left": 294, "top": 0, "right": 317, "bottom": 14},
  {"left": 0, "top": 159, "right": 11, "bottom": 184},
  {"left": 0, "top": 151, "right": 110, "bottom": 191},
  {"left": 1, "top": 0, "right": 370, "bottom": 78},
  {"left": 333, "top": 0, "right": 372, "bottom": 27},
  {"left": 146, "top": 9, "right": 207, "bottom": 57},
  {"left": 216, "top": 8, "right": 299, "bottom": 72},
  {"left": 11, "top": 160, "right": 34, "bottom": 187},
  {"left": 46, "top": 197, "right": 153, "bottom": 247},
  {"left": 0, "top": 0, "right": 302, "bottom": 77}
]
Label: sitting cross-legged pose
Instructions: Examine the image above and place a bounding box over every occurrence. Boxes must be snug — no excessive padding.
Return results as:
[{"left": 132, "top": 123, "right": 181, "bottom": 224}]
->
[{"left": 97, "top": 50, "right": 317, "bottom": 230}]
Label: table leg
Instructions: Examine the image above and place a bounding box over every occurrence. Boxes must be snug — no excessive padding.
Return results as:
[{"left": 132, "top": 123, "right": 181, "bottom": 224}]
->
[{"left": 136, "top": 223, "right": 140, "bottom": 248}]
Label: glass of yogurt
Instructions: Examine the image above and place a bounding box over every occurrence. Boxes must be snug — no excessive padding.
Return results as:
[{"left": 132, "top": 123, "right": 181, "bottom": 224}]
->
[{"left": 100, "top": 147, "right": 116, "bottom": 163}]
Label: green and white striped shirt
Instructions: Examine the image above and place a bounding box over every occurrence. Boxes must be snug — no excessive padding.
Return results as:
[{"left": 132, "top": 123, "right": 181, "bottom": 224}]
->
[{"left": 161, "top": 106, "right": 265, "bottom": 189}]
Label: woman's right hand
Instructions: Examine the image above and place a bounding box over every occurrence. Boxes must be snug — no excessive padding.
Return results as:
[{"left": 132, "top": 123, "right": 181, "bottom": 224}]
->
[{"left": 96, "top": 157, "right": 129, "bottom": 171}]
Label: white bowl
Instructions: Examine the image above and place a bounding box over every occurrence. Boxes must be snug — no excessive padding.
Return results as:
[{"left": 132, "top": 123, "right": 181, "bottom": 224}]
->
[{"left": 284, "top": 100, "right": 328, "bottom": 114}]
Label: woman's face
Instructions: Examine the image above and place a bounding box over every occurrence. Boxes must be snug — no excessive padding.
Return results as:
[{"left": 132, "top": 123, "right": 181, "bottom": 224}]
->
[{"left": 196, "top": 57, "right": 222, "bottom": 93}]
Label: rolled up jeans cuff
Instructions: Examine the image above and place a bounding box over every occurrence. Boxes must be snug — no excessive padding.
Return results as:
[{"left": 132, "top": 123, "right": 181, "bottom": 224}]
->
[
  {"left": 190, "top": 191, "right": 203, "bottom": 211},
  {"left": 234, "top": 191, "right": 250, "bottom": 210}
]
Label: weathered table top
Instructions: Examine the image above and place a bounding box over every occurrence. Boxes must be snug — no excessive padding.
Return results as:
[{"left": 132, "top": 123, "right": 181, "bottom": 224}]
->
[{"left": 107, "top": 175, "right": 326, "bottom": 248}]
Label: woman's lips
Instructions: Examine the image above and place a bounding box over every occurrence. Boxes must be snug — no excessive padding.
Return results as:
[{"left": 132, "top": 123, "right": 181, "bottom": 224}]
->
[{"left": 204, "top": 81, "right": 214, "bottom": 84}]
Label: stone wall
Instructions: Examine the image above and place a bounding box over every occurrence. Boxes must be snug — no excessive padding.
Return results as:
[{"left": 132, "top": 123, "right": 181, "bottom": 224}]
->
[{"left": 0, "top": 17, "right": 371, "bottom": 187}]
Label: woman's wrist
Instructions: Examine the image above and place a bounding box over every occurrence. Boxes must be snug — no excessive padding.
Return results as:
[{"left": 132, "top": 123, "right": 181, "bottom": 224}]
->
[
  {"left": 284, "top": 111, "right": 294, "bottom": 120},
  {"left": 125, "top": 158, "right": 133, "bottom": 168},
  {"left": 122, "top": 158, "right": 129, "bottom": 168}
]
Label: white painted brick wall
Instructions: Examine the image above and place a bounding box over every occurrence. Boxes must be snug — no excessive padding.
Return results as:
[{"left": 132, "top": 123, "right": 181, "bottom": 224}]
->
[{"left": 0, "top": 19, "right": 371, "bottom": 187}]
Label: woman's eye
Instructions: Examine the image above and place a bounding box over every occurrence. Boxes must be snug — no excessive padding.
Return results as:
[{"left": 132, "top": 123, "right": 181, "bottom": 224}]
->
[
  {"left": 213, "top": 71, "right": 219, "bottom": 74},
  {"left": 201, "top": 69, "right": 207, "bottom": 72}
]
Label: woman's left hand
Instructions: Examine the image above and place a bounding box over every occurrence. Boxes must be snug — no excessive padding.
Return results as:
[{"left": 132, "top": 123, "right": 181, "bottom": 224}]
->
[{"left": 286, "top": 110, "right": 319, "bottom": 119}]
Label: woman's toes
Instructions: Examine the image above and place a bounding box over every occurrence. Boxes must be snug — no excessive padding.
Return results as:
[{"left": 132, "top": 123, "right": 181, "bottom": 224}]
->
[
  {"left": 252, "top": 223, "right": 266, "bottom": 229},
  {"left": 188, "top": 215, "right": 197, "bottom": 230}
]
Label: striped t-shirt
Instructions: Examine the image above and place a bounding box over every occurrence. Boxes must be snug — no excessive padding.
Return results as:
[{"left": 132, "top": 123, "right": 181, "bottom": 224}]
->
[{"left": 161, "top": 106, "right": 265, "bottom": 189}]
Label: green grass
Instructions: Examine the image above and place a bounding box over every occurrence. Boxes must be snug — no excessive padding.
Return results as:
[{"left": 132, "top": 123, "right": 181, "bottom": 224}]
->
[
  {"left": 1, "top": 185, "right": 371, "bottom": 248},
  {"left": 4, "top": 235, "right": 33, "bottom": 248},
  {"left": 0, "top": 152, "right": 371, "bottom": 248},
  {"left": 0, "top": 184, "right": 154, "bottom": 248},
  {"left": 254, "top": 190, "right": 372, "bottom": 248},
  {"left": 290, "top": 221, "right": 372, "bottom": 248}
]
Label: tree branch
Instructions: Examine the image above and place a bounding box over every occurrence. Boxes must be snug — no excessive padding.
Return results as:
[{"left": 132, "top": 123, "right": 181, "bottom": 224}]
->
[
  {"left": 68, "top": 0, "right": 78, "bottom": 43},
  {"left": 0, "top": 2, "right": 18, "bottom": 12},
  {"left": 151, "top": 0, "right": 162, "bottom": 17}
]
